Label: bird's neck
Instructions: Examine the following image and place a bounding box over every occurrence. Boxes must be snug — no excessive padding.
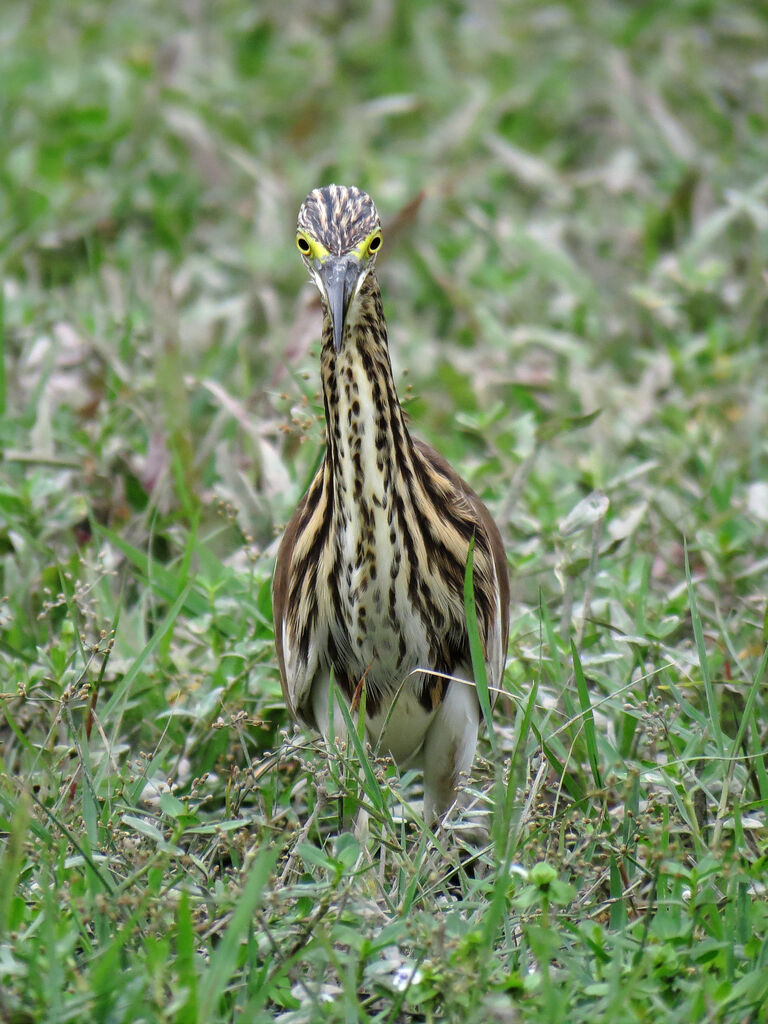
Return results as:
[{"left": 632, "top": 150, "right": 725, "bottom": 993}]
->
[{"left": 319, "top": 273, "right": 413, "bottom": 497}]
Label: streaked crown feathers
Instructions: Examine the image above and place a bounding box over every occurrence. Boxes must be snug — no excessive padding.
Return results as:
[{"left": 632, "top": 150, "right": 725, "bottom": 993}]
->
[{"left": 297, "top": 185, "right": 380, "bottom": 255}]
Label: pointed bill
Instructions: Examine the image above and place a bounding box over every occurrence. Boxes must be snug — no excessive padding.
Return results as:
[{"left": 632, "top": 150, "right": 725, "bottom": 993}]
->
[{"left": 319, "top": 256, "right": 362, "bottom": 352}]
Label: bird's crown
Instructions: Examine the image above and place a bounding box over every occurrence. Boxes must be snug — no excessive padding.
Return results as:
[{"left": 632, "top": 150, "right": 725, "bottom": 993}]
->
[{"left": 297, "top": 185, "right": 381, "bottom": 256}]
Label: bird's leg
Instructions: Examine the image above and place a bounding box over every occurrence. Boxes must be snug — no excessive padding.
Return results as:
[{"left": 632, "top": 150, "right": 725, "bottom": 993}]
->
[
  {"left": 311, "top": 673, "right": 350, "bottom": 830},
  {"left": 311, "top": 673, "right": 369, "bottom": 838},
  {"left": 421, "top": 679, "right": 480, "bottom": 826},
  {"left": 310, "top": 673, "right": 349, "bottom": 751}
]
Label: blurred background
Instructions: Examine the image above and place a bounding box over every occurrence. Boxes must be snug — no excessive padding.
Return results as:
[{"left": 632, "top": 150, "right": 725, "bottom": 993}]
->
[{"left": 4, "top": 0, "right": 768, "bottom": 763}]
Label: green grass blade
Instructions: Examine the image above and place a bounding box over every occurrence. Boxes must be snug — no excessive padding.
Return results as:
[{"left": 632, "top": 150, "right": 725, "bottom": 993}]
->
[
  {"left": 0, "top": 282, "right": 5, "bottom": 417},
  {"left": 174, "top": 892, "right": 198, "bottom": 1024},
  {"left": 102, "top": 584, "right": 191, "bottom": 724},
  {"left": 571, "top": 640, "right": 603, "bottom": 791},
  {"left": 684, "top": 541, "right": 725, "bottom": 756},
  {"left": 198, "top": 845, "right": 280, "bottom": 1021},
  {"left": 464, "top": 537, "right": 496, "bottom": 751},
  {"left": 335, "top": 690, "right": 387, "bottom": 815},
  {"left": 728, "top": 641, "right": 768, "bottom": 759},
  {"left": 0, "top": 791, "right": 29, "bottom": 936}
]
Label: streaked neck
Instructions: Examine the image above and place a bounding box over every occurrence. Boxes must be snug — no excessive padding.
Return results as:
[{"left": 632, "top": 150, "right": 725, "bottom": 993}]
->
[{"left": 320, "top": 273, "right": 413, "bottom": 498}]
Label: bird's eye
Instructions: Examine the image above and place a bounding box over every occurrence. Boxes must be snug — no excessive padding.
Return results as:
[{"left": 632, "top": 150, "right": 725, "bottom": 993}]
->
[
  {"left": 297, "top": 236, "right": 311, "bottom": 255},
  {"left": 368, "top": 234, "right": 382, "bottom": 253}
]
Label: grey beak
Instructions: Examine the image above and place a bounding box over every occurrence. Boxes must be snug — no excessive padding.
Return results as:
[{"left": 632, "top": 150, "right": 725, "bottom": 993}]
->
[{"left": 319, "top": 257, "right": 361, "bottom": 353}]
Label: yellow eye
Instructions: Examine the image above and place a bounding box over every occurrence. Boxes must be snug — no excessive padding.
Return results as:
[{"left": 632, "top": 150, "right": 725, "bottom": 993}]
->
[
  {"left": 367, "top": 233, "right": 382, "bottom": 255},
  {"left": 297, "top": 235, "right": 311, "bottom": 255}
]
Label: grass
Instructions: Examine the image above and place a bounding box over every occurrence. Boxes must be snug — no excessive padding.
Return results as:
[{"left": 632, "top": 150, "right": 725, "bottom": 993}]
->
[{"left": 1, "top": 0, "right": 768, "bottom": 1021}]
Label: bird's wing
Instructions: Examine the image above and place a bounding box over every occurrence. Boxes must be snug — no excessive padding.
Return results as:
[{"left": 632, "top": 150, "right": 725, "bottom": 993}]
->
[
  {"left": 411, "top": 438, "right": 510, "bottom": 705},
  {"left": 272, "top": 459, "right": 334, "bottom": 731},
  {"left": 272, "top": 490, "right": 316, "bottom": 725}
]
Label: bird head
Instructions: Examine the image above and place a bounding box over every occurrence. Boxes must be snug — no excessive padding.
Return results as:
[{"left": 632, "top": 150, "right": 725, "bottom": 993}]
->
[{"left": 296, "top": 185, "right": 382, "bottom": 353}]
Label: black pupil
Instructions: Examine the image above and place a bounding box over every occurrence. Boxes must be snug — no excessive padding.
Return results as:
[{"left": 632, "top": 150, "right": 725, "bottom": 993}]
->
[
  {"left": 370, "top": 237, "right": 380, "bottom": 250},
  {"left": 298, "top": 238, "right": 309, "bottom": 251}
]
